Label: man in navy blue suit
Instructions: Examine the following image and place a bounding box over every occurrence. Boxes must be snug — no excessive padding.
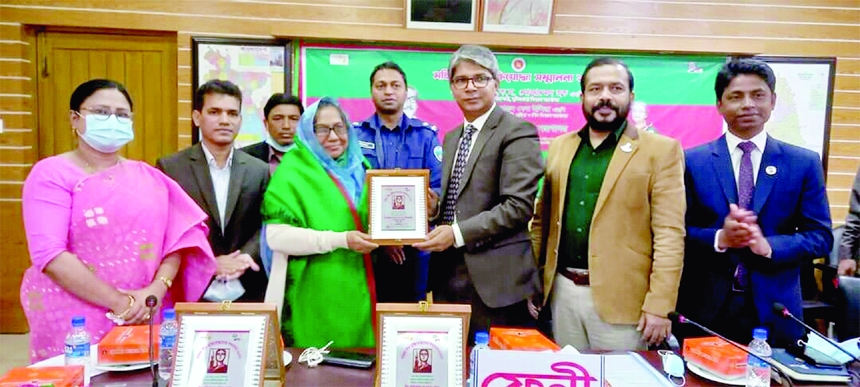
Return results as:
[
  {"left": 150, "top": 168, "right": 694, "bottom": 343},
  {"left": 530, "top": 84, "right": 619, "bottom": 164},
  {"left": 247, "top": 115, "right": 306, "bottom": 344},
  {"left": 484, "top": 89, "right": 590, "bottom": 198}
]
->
[{"left": 676, "top": 59, "right": 832, "bottom": 347}]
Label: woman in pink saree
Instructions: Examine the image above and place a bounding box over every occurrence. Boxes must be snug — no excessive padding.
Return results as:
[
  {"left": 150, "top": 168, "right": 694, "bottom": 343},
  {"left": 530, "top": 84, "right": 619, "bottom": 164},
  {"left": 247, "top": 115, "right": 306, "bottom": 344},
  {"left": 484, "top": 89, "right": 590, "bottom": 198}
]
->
[{"left": 20, "top": 79, "right": 217, "bottom": 362}]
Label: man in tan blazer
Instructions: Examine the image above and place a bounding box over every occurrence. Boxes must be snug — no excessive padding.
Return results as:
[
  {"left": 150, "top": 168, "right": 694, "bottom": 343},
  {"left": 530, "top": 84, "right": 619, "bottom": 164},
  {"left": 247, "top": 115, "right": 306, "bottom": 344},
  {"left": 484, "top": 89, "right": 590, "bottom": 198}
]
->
[{"left": 531, "top": 58, "right": 685, "bottom": 350}]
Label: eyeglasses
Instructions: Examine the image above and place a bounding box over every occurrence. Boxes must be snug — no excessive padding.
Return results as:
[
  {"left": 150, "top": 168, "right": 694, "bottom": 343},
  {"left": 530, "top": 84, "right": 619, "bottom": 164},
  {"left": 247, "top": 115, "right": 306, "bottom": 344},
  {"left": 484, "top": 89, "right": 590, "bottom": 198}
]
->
[
  {"left": 77, "top": 106, "right": 134, "bottom": 123},
  {"left": 314, "top": 124, "right": 348, "bottom": 139},
  {"left": 451, "top": 75, "right": 493, "bottom": 90}
]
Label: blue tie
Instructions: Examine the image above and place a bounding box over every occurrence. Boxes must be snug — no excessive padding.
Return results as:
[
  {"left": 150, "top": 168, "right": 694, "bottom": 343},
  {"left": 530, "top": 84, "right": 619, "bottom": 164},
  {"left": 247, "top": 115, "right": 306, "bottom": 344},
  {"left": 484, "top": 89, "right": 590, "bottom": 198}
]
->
[{"left": 442, "top": 125, "right": 477, "bottom": 224}]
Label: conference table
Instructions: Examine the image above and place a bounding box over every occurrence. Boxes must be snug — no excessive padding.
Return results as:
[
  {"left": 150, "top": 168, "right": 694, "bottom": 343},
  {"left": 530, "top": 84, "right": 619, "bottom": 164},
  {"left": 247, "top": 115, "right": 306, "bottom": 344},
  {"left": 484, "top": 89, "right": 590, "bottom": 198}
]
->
[{"left": 90, "top": 348, "right": 853, "bottom": 387}]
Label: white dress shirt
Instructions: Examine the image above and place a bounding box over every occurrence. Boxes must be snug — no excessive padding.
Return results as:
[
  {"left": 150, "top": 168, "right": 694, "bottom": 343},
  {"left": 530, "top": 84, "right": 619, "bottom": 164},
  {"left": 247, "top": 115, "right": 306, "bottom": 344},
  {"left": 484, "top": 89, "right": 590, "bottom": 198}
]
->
[
  {"left": 201, "top": 143, "right": 234, "bottom": 232},
  {"left": 451, "top": 103, "right": 496, "bottom": 248},
  {"left": 725, "top": 129, "right": 767, "bottom": 186},
  {"left": 714, "top": 130, "right": 769, "bottom": 253}
]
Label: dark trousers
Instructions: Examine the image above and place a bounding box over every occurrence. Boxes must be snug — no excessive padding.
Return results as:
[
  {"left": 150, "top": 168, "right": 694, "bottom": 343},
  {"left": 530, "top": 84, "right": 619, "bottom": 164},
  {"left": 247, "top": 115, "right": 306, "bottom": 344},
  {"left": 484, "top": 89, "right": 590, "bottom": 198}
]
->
[
  {"left": 676, "top": 290, "right": 759, "bottom": 346},
  {"left": 430, "top": 248, "right": 535, "bottom": 342},
  {"left": 374, "top": 247, "right": 428, "bottom": 302}
]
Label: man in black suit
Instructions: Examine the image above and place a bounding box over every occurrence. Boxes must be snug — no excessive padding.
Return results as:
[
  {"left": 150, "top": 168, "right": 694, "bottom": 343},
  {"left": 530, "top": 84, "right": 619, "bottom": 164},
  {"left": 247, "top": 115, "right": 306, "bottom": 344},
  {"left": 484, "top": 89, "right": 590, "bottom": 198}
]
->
[
  {"left": 414, "top": 45, "right": 543, "bottom": 339},
  {"left": 241, "top": 93, "right": 304, "bottom": 175},
  {"left": 157, "top": 80, "right": 269, "bottom": 302}
]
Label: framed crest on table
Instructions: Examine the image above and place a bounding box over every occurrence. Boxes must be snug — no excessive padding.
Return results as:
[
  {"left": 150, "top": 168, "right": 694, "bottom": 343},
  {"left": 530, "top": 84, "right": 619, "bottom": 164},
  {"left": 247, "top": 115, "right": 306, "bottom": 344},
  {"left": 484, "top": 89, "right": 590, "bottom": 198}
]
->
[
  {"left": 376, "top": 302, "right": 471, "bottom": 387},
  {"left": 171, "top": 302, "right": 285, "bottom": 387}
]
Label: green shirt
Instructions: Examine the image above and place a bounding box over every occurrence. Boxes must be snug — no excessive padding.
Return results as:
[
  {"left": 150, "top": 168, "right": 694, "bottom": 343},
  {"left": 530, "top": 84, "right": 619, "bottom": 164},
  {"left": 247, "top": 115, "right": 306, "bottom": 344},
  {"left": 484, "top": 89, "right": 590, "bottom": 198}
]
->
[{"left": 557, "top": 123, "right": 626, "bottom": 270}]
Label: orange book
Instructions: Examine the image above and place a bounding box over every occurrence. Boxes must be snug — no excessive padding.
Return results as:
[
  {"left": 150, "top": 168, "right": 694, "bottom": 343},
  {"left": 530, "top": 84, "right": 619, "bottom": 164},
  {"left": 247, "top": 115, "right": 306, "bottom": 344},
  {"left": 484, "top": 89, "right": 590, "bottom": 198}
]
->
[
  {"left": 97, "top": 324, "right": 159, "bottom": 365},
  {"left": 489, "top": 327, "right": 561, "bottom": 351},
  {"left": 0, "top": 365, "right": 84, "bottom": 387},
  {"left": 682, "top": 336, "right": 748, "bottom": 380}
]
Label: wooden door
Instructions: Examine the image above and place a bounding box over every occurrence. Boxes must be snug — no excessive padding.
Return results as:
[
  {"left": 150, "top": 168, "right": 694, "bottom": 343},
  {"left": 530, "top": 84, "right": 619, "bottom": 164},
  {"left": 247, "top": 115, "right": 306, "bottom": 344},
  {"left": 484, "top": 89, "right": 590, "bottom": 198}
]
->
[
  {"left": 36, "top": 31, "right": 177, "bottom": 164},
  {"left": 0, "top": 30, "right": 176, "bottom": 333}
]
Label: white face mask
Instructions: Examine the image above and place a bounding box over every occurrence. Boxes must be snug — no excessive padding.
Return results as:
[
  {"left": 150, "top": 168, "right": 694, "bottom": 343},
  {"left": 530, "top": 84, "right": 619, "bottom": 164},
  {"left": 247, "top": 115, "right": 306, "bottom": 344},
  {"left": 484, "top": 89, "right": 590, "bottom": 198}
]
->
[
  {"left": 77, "top": 114, "right": 134, "bottom": 153},
  {"left": 659, "top": 350, "right": 686, "bottom": 386},
  {"left": 202, "top": 278, "right": 246, "bottom": 302},
  {"left": 800, "top": 334, "right": 859, "bottom": 365},
  {"left": 265, "top": 131, "right": 293, "bottom": 153}
]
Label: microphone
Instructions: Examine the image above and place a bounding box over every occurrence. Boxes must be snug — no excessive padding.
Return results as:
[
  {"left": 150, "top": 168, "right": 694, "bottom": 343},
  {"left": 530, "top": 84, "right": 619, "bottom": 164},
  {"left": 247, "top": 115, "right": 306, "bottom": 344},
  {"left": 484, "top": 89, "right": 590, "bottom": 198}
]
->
[
  {"left": 669, "top": 311, "right": 794, "bottom": 387},
  {"left": 771, "top": 302, "right": 859, "bottom": 363},
  {"left": 145, "top": 295, "right": 158, "bottom": 387}
]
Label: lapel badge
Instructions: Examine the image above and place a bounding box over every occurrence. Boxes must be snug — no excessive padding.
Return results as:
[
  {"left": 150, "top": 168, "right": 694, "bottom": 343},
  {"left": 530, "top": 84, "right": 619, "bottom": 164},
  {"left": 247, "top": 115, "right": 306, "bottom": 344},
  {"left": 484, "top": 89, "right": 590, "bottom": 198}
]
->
[
  {"left": 620, "top": 142, "right": 633, "bottom": 153},
  {"left": 765, "top": 166, "right": 777, "bottom": 176}
]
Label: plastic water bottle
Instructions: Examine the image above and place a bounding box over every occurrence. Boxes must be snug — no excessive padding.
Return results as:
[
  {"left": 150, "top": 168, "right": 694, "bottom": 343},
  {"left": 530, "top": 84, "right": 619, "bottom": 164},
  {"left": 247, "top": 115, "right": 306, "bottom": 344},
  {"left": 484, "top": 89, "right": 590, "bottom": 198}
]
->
[
  {"left": 746, "top": 327, "right": 773, "bottom": 387},
  {"left": 468, "top": 331, "right": 490, "bottom": 387},
  {"left": 158, "top": 308, "right": 178, "bottom": 381},
  {"left": 64, "top": 316, "right": 91, "bottom": 385}
]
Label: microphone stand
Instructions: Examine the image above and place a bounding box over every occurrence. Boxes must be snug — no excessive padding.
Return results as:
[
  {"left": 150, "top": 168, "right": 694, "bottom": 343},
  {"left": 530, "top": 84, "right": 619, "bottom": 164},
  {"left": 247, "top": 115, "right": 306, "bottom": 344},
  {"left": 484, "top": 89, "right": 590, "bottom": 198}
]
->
[
  {"left": 773, "top": 303, "right": 860, "bottom": 364},
  {"left": 669, "top": 312, "right": 794, "bottom": 387},
  {"left": 145, "top": 295, "right": 158, "bottom": 387}
]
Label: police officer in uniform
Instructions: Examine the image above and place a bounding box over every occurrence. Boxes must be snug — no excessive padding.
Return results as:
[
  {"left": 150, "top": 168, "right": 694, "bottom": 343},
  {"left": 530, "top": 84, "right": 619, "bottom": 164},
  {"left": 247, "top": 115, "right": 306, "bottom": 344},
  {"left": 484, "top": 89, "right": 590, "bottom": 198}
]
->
[{"left": 356, "top": 61, "right": 443, "bottom": 302}]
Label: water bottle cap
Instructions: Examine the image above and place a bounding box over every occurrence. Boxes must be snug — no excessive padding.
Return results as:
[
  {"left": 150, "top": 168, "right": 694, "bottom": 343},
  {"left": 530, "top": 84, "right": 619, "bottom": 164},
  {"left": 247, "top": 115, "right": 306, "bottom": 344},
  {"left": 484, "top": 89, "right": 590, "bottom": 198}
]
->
[
  {"left": 752, "top": 327, "right": 768, "bottom": 340},
  {"left": 71, "top": 316, "right": 85, "bottom": 327},
  {"left": 475, "top": 331, "right": 489, "bottom": 344},
  {"left": 163, "top": 308, "right": 176, "bottom": 319}
]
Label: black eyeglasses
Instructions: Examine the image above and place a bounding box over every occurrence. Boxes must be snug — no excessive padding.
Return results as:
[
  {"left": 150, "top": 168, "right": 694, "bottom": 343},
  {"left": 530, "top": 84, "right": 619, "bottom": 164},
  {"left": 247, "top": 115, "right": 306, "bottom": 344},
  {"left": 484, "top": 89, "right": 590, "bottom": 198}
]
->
[
  {"left": 451, "top": 75, "right": 493, "bottom": 90},
  {"left": 314, "top": 124, "right": 348, "bottom": 139}
]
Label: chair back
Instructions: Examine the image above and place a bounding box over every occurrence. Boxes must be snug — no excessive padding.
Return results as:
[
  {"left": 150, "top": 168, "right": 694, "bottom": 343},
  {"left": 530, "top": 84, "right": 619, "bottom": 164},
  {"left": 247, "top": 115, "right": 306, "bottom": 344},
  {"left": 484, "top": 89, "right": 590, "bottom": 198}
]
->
[{"left": 836, "top": 275, "right": 860, "bottom": 340}]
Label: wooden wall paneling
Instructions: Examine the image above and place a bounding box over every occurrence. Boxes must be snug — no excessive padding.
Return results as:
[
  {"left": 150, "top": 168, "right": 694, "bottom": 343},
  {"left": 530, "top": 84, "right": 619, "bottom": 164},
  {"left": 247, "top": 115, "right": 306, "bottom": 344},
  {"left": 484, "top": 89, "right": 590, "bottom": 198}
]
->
[
  {"left": 829, "top": 157, "right": 860, "bottom": 174},
  {"left": 0, "top": 96, "right": 32, "bottom": 112},
  {"left": 831, "top": 140, "right": 860, "bottom": 156},
  {"left": 835, "top": 75, "right": 860, "bottom": 91},
  {"left": 3, "top": 0, "right": 404, "bottom": 26},
  {"left": 834, "top": 92, "right": 860, "bottom": 107},
  {"left": 552, "top": 16, "right": 860, "bottom": 41},
  {"left": 832, "top": 125, "right": 860, "bottom": 140},
  {"left": 0, "top": 129, "right": 34, "bottom": 148},
  {"left": 837, "top": 59, "right": 860, "bottom": 75},
  {"left": 0, "top": 78, "right": 30, "bottom": 95},
  {"left": 833, "top": 109, "right": 860, "bottom": 125},
  {"left": 0, "top": 204, "right": 28, "bottom": 333},
  {"left": 556, "top": 1, "right": 860, "bottom": 24},
  {"left": 0, "top": 26, "right": 34, "bottom": 333},
  {"left": 0, "top": 165, "right": 30, "bottom": 181},
  {"left": 0, "top": 42, "right": 27, "bottom": 59},
  {"left": 828, "top": 172, "right": 859, "bottom": 188}
]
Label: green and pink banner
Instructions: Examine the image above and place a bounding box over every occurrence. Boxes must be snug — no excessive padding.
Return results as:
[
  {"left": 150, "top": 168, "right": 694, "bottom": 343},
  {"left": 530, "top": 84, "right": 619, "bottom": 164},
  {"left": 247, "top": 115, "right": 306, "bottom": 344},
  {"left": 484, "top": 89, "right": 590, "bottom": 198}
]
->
[{"left": 300, "top": 44, "right": 728, "bottom": 150}]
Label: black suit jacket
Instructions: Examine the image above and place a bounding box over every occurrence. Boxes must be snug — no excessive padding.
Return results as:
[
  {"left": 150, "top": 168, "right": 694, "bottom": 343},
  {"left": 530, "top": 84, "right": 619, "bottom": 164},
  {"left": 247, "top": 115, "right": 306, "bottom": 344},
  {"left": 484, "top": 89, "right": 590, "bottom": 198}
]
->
[
  {"left": 241, "top": 141, "right": 269, "bottom": 164},
  {"left": 432, "top": 105, "right": 544, "bottom": 308},
  {"left": 156, "top": 143, "right": 270, "bottom": 301}
]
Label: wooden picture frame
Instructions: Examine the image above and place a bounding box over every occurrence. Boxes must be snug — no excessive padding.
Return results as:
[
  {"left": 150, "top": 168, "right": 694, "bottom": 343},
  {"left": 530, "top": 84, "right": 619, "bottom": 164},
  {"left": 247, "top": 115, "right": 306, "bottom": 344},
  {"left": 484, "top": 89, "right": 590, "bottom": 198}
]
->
[
  {"left": 405, "top": 0, "right": 478, "bottom": 31},
  {"left": 172, "top": 302, "right": 285, "bottom": 387},
  {"left": 375, "top": 302, "right": 471, "bottom": 387},
  {"left": 366, "top": 169, "right": 430, "bottom": 245},
  {"left": 481, "top": 0, "right": 556, "bottom": 34}
]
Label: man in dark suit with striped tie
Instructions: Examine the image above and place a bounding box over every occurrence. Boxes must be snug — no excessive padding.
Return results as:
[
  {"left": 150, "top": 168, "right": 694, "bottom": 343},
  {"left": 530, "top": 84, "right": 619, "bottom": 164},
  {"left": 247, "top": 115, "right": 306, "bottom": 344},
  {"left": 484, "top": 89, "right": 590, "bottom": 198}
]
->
[{"left": 414, "top": 45, "right": 544, "bottom": 340}]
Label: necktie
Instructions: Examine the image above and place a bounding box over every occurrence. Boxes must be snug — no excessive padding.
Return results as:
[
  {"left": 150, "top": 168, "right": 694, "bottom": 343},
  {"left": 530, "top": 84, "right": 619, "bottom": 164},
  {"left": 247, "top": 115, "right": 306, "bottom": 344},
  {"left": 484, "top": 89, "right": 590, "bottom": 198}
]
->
[
  {"left": 737, "top": 141, "right": 756, "bottom": 210},
  {"left": 442, "top": 125, "right": 477, "bottom": 224},
  {"left": 734, "top": 141, "right": 756, "bottom": 292}
]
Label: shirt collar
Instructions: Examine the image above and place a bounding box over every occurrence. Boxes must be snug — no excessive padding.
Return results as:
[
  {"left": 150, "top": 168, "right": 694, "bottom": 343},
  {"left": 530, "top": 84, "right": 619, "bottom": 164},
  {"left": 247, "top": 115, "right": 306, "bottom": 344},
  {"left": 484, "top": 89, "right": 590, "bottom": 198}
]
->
[
  {"left": 268, "top": 145, "right": 284, "bottom": 161},
  {"left": 464, "top": 103, "right": 496, "bottom": 132},
  {"left": 578, "top": 121, "right": 627, "bottom": 148},
  {"left": 725, "top": 129, "right": 768, "bottom": 154},
  {"left": 201, "top": 143, "right": 234, "bottom": 168},
  {"left": 367, "top": 113, "right": 409, "bottom": 132}
]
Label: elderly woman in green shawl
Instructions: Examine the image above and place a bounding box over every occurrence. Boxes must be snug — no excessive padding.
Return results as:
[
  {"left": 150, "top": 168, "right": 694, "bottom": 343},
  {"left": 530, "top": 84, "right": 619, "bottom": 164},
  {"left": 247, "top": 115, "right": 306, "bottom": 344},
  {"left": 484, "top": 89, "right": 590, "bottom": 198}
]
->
[{"left": 262, "top": 97, "right": 379, "bottom": 348}]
